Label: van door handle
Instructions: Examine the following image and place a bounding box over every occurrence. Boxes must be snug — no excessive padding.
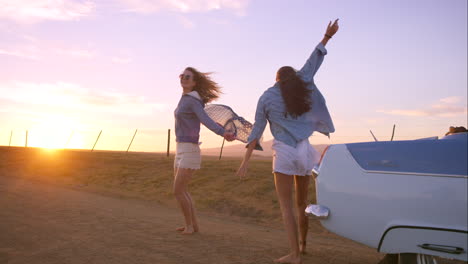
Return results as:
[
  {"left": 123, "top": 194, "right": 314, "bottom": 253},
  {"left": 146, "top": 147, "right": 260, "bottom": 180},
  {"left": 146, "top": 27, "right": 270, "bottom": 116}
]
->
[{"left": 418, "top": 244, "right": 465, "bottom": 254}]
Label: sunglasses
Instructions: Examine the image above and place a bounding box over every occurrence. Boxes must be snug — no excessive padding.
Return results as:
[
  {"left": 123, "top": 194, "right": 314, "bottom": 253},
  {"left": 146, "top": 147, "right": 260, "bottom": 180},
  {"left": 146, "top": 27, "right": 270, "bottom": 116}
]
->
[{"left": 179, "top": 74, "right": 193, "bottom": 81}]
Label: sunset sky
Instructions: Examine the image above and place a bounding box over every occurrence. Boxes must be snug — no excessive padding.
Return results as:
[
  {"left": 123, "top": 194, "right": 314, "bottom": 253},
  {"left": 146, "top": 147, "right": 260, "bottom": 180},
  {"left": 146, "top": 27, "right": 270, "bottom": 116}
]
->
[{"left": 1, "top": 0, "right": 467, "bottom": 152}]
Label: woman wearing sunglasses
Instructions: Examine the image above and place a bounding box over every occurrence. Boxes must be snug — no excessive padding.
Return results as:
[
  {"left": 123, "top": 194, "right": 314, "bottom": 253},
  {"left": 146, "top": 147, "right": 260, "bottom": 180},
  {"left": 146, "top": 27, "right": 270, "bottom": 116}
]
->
[
  {"left": 174, "top": 67, "right": 234, "bottom": 235},
  {"left": 236, "top": 20, "right": 339, "bottom": 263}
]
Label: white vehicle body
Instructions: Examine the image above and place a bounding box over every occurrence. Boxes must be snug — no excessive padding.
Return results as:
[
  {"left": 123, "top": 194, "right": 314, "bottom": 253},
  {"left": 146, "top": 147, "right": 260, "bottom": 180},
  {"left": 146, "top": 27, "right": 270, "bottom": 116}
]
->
[{"left": 308, "top": 133, "right": 468, "bottom": 262}]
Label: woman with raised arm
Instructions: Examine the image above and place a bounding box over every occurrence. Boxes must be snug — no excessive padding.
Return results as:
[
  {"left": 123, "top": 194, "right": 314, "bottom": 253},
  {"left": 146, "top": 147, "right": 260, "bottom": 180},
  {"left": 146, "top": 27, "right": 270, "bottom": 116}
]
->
[
  {"left": 236, "top": 20, "right": 339, "bottom": 263},
  {"left": 174, "top": 67, "right": 234, "bottom": 235}
]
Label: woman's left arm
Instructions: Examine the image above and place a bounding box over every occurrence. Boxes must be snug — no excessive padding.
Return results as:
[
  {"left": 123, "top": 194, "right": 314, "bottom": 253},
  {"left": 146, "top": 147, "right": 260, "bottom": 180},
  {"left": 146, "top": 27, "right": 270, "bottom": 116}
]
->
[
  {"left": 236, "top": 138, "right": 258, "bottom": 179},
  {"left": 236, "top": 95, "right": 268, "bottom": 179},
  {"left": 321, "top": 19, "right": 339, "bottom": 46},
  {"left": 190, "top": 99, "right": 234, "bottom": 140},
  {"left": 297, "top": 19, "right": 339, "bottom": 83}
]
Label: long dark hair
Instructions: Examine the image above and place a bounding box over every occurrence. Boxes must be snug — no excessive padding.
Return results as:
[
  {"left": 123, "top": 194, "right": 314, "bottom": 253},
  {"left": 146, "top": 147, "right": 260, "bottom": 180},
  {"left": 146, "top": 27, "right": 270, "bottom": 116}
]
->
[
  {"left": 186, "top": 67, "right": 221, "bottom": 104},
  {"left": 276, "top": 66, "right": 311, "bottom": 118}
]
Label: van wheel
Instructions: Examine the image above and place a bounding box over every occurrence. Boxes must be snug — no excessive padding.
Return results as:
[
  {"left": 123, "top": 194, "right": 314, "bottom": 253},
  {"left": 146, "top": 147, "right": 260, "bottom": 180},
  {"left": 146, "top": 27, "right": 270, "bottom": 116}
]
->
[
  {"left": 378, "top": 253, "right": 437, "bottom": 264},
  {"left": 399, "top": 253, "right": 437, "bottom": 264},
  {"left": 378, "top": 254, "right": 398, "bottom": 264}
]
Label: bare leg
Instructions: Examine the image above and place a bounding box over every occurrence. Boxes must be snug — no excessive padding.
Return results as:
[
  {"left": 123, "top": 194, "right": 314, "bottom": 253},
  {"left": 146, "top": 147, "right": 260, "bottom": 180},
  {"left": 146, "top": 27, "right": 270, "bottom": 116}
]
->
[
  {"left": 175, "top": 193, "right": 199, "bottom": 232},
  {"left": 174, "top": 167, "right": 186, "bottom": 232},
  {"left": 274, "top": 173, "right": 302, "bottom": 264},
  {"left": 173, "top": 168, "right": 196, "bottom": 234},
  {"left": 185, "top": 192, "right": 199, "bottom": 232},
  {"left": 295, "top": 175, "right": 310, "bottom": 254},
  {"left": 174, "top": 166, "right": 199, "bottom": 233}
]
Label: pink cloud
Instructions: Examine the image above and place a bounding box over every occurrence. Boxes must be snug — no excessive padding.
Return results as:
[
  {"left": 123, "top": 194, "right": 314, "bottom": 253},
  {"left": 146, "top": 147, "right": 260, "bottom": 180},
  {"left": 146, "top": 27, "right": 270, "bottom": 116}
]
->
[
  {"left": 56, "top": 48, "right": 96, "bottom": 59},
  {"left": 0, "top": 81, "right": 166, "bottom": 116},
  {"left": 0, "top": 47, "right": 40, "bottom": 60},
  {"left": 378, "top": 97, "right": 467, "bottom": 117},
  {"left": 119, "top": 0, "right": 250, "bottom": 15},
  {"left": 0, "top": 0, "right": 95, "bottom": 23}
]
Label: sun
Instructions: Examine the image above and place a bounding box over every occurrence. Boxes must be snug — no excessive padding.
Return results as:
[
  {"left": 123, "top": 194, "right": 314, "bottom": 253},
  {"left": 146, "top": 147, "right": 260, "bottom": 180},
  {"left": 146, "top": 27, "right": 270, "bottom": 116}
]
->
[{"left": 28, "top": 115, "right": 85, "bottom": 150}]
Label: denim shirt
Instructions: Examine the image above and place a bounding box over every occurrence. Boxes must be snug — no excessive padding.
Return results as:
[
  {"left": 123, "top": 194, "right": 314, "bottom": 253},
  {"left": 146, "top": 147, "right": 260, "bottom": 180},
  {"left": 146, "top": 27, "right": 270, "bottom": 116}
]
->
[
  {"left": 247, "top": 43, "right": 335, "bottom": 149},
  {"left": 174, "top": 91, "right": 225, "bottom": 143}
]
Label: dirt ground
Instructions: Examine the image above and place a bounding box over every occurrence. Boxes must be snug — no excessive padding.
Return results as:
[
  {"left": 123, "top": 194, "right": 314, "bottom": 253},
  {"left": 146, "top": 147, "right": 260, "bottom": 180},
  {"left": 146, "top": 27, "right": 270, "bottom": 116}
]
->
[{"left": 0, "top": 176, "right": 389, "bottom": 264}]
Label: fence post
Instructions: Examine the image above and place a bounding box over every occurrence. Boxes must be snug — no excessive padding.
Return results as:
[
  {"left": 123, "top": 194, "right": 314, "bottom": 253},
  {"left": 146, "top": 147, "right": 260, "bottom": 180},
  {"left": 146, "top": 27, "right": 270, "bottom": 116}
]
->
[
  {"left": 369, "top": 130, "right": 378, "bottom": 142},
  {"left": 91, "top": 130, "right": 102, "bottom": 152},
  {"left": 64, "top": 131, "right": 74, "bottom": 149},
  {"left": 9, "top": 130, "right": 12, "bottom": 147},
  {"left": 126, "top": 129, "right": 138, "bottom": 154},
  {"left": 167, "top": 129, "right": 171, "bottom": 157},
  {"left": 25, "top": 130, "right": 28, "bottom": 147}
]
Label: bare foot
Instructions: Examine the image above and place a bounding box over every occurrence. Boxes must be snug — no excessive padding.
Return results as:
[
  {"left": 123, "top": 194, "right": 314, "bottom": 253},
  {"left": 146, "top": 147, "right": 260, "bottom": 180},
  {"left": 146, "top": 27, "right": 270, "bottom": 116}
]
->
[
  {"left": 299, "top": 241, "right": 307, "bottom": 254},
  {"left": 181, "top": 226, "right": 195, "bottom": 235},
  {"left": 274, "top": 253, "right": 301, "bottom": 264},
  {"left": 176, "top": 226, "right": 199, "bottom": 232}
]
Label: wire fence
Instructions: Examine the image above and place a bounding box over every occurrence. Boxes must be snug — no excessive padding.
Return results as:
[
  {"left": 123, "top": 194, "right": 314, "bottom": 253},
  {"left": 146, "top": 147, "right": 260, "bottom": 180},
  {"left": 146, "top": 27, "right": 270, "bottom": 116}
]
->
[
  {"left": 0, "top": 128, "right": 176, "bottom": 154},
  {"left": 0, "top": 124, "right": 458, "bottom": 158},
  {"left": 0, "top": 127, "right": 242, "bottom": 159}
]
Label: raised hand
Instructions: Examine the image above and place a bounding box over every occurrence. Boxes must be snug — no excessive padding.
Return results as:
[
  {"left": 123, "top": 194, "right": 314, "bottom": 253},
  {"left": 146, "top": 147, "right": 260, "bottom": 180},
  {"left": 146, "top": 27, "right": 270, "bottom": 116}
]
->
[{"left": 326, "top": 19, "right": 339, "bottom": 38}]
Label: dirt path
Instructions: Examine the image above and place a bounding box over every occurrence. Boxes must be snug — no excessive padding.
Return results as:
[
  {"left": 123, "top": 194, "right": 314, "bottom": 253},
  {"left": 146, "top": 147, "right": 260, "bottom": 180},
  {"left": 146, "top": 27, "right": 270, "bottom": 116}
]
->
[{"left": 0, "top": 176, "right": 384, "bottom": 264}]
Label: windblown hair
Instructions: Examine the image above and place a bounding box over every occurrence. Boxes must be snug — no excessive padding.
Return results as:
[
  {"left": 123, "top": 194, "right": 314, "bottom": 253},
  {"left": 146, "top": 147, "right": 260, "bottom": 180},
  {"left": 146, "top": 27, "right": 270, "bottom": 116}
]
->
[
  {"left": 186, "top": 67, "right": 222, "bottom": 104},
  {"left": 445, "top": 126, "right": 468, "bottom": 136},
  {"left": 276, "top": 66, "right": 312, "bottom": 118}
]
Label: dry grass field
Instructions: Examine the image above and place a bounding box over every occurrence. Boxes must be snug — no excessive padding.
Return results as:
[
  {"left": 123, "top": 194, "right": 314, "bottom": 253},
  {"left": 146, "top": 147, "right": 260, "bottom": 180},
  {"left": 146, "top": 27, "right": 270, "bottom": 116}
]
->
[
  {"left": 0, "top": 146, "right": 298, "bottom": 225},
  {"left": 1, "top": 146, "right": 464, "bottom": 264}
]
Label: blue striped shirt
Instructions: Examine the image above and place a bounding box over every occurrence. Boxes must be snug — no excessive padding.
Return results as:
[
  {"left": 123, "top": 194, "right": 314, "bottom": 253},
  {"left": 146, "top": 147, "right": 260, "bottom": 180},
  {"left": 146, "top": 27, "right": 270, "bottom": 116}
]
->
[
  {"left": 247, "top": 43, "right": 335, "bottom": 149},
  {"left": 174, "top": 92, "right": 225, "bottom": 143}
]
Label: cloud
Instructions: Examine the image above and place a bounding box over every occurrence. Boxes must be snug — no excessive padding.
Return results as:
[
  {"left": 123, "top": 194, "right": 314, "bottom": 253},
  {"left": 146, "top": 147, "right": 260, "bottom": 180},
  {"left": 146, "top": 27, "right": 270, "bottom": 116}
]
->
[
  {"left": 119, "top": 0, "right": 250, "bottom": 15},
  {"left": 111, "top": 56, "right": 132, "bottom": 64},
  {"left": 0, "top": 0, "right": 249, "bottom": 25},
  {"left": 1, "top": 44, "right": 97, "bottom": 61},
  {"left": 378, "top": 97, "right": 468, "bottom": 117},
  {"left": 0, "top": 0, "right": 95, "bottom": 23},
  {"left": 0, "top": 47, "right": 40, "bottom": 60},
  {"left": 362, "top": 118, "right": 387, "bottom": 125},
  {"left": 439, "top": 96, "right": 461, "bottom": 104},
  {"left": 0, "top": 31, "right": 42, "bottom": 60},
  {"left": 177, "top": 15, "right": 195, "bottom": 28},
  {"left": 0, "top": 81, "right": 166, "bottom": 116},
  {"left": 56, "top": 48, "right": 95, "bottom": 59}
]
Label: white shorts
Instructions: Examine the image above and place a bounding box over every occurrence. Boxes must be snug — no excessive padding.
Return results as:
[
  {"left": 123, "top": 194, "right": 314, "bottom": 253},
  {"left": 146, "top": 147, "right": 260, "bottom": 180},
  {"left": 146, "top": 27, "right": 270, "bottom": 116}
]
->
[
  {"left": 272, "top": 139, "right": 320, "bottom": 176},
  {"left": 174, "top": 142, "right": 201, "bottom": 170}
]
